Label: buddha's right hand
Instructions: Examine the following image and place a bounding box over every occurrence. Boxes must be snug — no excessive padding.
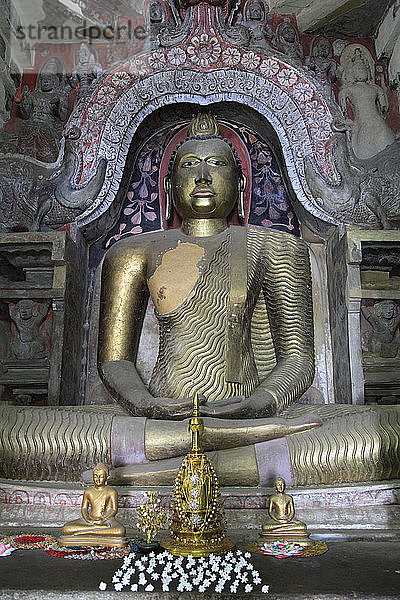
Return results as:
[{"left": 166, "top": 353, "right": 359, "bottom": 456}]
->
[{"left": 100, "top": 360, "right": 205, "bottom": 419}]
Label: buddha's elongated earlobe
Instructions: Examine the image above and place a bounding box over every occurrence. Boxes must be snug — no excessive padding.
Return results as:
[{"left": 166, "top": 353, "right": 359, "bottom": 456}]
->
[
  {"left": 238, "top": 173, "right": 246, "bottom": 220},
  {"left": 164, "top": 175, "right": 172, "bottom": 221}
]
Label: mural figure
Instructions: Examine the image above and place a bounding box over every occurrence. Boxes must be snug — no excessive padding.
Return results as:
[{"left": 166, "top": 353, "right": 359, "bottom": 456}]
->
[
  {"left": 9, "top": 299, "right": 50, "bottom": 360},
  {"left": 306, "top": 36, "right": 337, "bottom": 98},
  {"left": 106, "top": 25, "right": 136, "bottom": 66},
  {"left": 338, "top": 45, "right": 396, "bottom": 160},
  {"left": 241, "top": 0, "right": 274, "bottom": 52},
  {"left": 149, "top": 0, "right": 167, "bottom": 49},
  {"left": 274, "top": 21, "right": 303, "bottom": 65},
  {"left": 362, "top": 301, "right": 400, "bottom": 358},
  {"left": 15, "top": 57, "right": 70, "bottom": 162},
  {"left": 69, "top": 44, "right": 102, "bottom": 102}
]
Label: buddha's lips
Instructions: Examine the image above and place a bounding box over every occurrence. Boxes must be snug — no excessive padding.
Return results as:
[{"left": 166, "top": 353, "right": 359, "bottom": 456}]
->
[{"left": 190, "top": 188, "right": 216, "bottom": 197}]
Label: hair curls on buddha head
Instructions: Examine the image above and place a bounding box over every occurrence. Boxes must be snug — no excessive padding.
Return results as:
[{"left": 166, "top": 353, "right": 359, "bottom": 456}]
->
[{"left": 165, "top": 111, "right": 245, "bottom": 220}]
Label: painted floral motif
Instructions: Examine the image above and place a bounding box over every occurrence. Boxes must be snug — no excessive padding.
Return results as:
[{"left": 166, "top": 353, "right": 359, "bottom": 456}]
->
[
  {"left": 86, "top": 104, "right": 103, "bottom": 121},
  {"left": 259, "top": 58, "right": 279, "bottom": 77},
  {"left": 241, "top": 51, "right": 260, "bottom": 70},
  {"left": 148, "top": 51, "right": 167, "bottom": 70},
  {"left": 304, "top": 100, "right": 328, "bottom": 120},
  {"left": 277, "top": 68, "right": 298, "bottom": 87},
  {"left": 221, "top": 47, "right": 241, "bottom": 67},
  {"left": 110, "top": 72, "right": 131, "bottom": 87},
  {"left": 167, "top": 47, "right": 187, "bottom": 66},
  {"left": 309, "top": 121, "right": 331, "bottom": 140},
  {"left": 129, "top": 58, "right": 148, "bottom": 77},
  {"left": 96, "top": 85, "right": 117, "bottom": 105},
  {"left": 187, "top": 34, "right": 221, "bottom": 67},
  {"left": 292, "top": 81, "right": 314, "bottom": 103}
]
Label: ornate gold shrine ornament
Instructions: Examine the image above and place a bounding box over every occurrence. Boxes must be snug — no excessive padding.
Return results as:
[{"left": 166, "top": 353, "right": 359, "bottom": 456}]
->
[{"left": 161, "top": 394, "right": 235, "bottom": 557}]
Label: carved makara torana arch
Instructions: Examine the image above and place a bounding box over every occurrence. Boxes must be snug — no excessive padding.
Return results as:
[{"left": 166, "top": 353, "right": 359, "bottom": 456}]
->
[{"left": 68, "top": 3, "right": 341, "bottom": 235}]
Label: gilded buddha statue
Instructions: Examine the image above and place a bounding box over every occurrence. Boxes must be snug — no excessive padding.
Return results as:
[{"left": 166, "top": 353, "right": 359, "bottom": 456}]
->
[
  {"left": 1, "top": 111, "right": 400, "bottom": 488},
  {"left": 99, "top": 111, "right": 315, "bottom": 419},
  {"left": 260, "top": 477, "right": 311, "bottom": 546},
  {"left": 59, "top": 463, "right": 127, "bottom": 548}
]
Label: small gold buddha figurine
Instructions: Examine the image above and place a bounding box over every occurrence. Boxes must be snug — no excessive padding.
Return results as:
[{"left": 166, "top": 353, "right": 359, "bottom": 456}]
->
[
  {"left": 260, "top": 477, "right": 311, "bottom": 547},
  {"left": 59, "top": 463, "right": 127, "bottom": 548}
]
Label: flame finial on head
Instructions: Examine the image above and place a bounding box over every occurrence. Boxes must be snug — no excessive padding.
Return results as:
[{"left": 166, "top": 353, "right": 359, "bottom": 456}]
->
[{"left": 187, "top": 112, "right": 221, "bottom": 139}]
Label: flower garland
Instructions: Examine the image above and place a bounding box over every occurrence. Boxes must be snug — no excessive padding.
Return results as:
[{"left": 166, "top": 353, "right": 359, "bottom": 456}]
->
[
  {"left": 99, "top": 549, "right": 270, "bottom": 594},
  {"left": 45, "top": 543, "right": 131, "bottom": 560},
  {"left": 245, "top": 539, "right": 328, "bottom": 558},
  {"left": 259, "top": 541, "right": 303, "bottom": 559},
  {"left": 0, "top": 534, "right": 137, "bottom": 561},
  {"left": 1, "top": 534, "right": 56, "bottom": 550}
]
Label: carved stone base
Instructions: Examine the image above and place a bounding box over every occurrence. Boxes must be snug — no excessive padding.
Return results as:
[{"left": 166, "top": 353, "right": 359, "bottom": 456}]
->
[
  {"left": 58, "top": 534, "right": 128, "bottom": 548},
  {"left": 1, "top": 479, "right": 400, "bottom": 533},
  {"left": 259, "top": 530, "right": 312, "bottom": 547}
]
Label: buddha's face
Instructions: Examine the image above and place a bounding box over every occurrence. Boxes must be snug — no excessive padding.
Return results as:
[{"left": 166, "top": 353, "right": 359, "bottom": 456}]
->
[
  {"left": 93, "top": 468, "right": 107, "bottom": 487},
  {"left": 170, "top": 137, "right": 240, "bottom": 221},
  {"left": 275, "top": 478, "right": 285, "bottom": 492}
]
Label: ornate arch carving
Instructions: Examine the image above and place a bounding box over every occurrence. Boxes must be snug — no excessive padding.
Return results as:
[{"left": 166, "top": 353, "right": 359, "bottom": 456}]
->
[{"left": 68, "top": 4, "right": 341, "bottom": 232}]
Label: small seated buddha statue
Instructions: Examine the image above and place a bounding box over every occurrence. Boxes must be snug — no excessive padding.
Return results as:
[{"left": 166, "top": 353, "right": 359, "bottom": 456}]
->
[
  {"left": 59, "top": 463, "right": 127, "bottom": 548},
  {"left": 260, "top": 477, "right": 311, "bottom": 546}
]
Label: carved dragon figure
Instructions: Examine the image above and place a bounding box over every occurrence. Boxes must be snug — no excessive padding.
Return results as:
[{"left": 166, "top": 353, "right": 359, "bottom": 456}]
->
[
  {"left": 0, "top": 127, "right": 106, "bottom": 232},
  {"left": 305, "top": 133, "right": 400, "bottom": 229}
]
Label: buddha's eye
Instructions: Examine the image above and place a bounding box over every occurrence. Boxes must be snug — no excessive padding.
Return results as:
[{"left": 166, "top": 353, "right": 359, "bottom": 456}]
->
[
  {"left": 181, "top": 157, "right": 200, "bottom": 168},
  {"left": 207, "top": 157, "right": 228, "bottom": 166}
]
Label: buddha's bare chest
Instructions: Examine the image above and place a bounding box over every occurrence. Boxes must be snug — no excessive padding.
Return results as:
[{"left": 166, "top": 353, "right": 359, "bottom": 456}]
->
[{"left": 147, "top": 236, "right": 222, "bottom": 315}]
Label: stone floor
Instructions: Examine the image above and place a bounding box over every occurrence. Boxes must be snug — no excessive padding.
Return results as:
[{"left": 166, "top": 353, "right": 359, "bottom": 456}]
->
[{"left": 0, "top": 528, "right": 400, "bottom": 599}]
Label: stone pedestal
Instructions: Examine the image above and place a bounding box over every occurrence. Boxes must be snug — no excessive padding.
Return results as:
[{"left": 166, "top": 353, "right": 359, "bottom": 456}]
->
[{"left": 1, "top": 478, "right": 399, "bottom": 534}]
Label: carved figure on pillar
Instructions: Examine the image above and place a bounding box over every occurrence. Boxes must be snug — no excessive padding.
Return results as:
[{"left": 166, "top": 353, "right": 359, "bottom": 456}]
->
[
  {"left": 362, "top": 301, "right": 400, "bottom": 358},
  {"left": 15, "top": 57, "right": 70, "bottom": 162},
  {"left": 9, "top": 299, "right": 50, "bottom": 360},
  {"left": 338, "top": 45, "right": 396, "bottom": 160},
  {"left": 69, "top": 44, "right": 102, "bottom": 102}
]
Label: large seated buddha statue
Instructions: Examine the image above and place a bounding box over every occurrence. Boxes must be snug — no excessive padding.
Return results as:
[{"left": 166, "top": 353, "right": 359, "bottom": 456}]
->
[{"left": 1, "top": 111, "right": 400, "bottom": 488}]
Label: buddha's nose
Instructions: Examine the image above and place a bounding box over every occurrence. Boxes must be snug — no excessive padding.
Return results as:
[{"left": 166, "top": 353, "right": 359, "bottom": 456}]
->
[{"left": 195, "top": 162, "right": 212, "bottom": 184}]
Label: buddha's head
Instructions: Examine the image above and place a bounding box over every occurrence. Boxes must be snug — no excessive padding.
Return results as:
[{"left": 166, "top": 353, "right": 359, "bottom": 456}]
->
[
  {"left": 165, "top": 112, "right": 246, "bottom": 223},
  {"left": 275, "top": 477, "right": 286, "bottom": 493},
  {"left": 93, "top": 463, "right": 109, "bottom": 487}
]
